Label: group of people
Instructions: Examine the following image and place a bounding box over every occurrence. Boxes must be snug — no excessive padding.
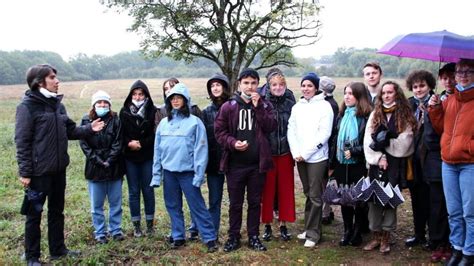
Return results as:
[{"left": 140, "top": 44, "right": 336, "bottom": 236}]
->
[{"left": 15, "top": 58, "right": 474, "bottom": 265}]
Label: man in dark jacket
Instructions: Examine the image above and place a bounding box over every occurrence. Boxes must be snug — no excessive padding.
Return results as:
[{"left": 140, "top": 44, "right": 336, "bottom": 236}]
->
[
  {"left": 15, "top": 64, "right": 104, "bottom": 265},
  {"left": 215, "top": 68, "right": 277, "bottom": 252}
]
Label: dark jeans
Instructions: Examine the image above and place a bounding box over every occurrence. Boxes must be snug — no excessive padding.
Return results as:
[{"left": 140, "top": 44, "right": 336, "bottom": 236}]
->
[
  {"left": 226, "top": 165, "right": 266, "bottom": 239},
  {"left": 429, "top": 181, "right": 450, "bottom": 247},
  {"left": 125, "top": 159, "right": 155, "bottom": 222},
  {"left": 408, "top": 180, "right": 430, "bottom": 239},
  {"left": 24, "top": 172, "right": 67, "bottom": 260}
]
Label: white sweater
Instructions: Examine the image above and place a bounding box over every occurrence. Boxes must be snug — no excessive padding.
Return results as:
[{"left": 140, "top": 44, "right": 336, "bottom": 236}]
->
[{"left": 287, "top": 93, "right": 334, "bottom": 163}]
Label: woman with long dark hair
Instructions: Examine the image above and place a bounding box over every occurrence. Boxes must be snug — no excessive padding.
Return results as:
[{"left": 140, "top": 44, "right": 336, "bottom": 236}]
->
[
  {"left": 363, "top": 81, "right": 416, "bottom": 254},
  {"left": 329, "top": 82, "right": 372, "bottom": 246}
]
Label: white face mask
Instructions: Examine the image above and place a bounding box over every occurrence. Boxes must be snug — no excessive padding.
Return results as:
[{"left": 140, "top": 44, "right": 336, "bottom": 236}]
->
[
  {"left": 39, "top": 87, "right": 57, "bottom": 98},
  {"left": 132, "top": 99, "right": 145, "bottom": 107}
]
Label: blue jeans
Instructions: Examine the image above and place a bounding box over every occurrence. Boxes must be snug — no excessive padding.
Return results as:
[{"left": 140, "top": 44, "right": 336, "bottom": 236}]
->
[
  {"left": 88, "top": 179, "right": 123, "bottom": 238},
  {"left": 163, "top": 170, "right": 216, "bottom": 243},
  {"left": 125, "top": 159, "right": 155, "bottom": 222},
  {"left": 189, "top": 173, "right": 225, "bottom": 236},
  {"left": 442, "top": 162, "right": 474, "bottom": 255}
]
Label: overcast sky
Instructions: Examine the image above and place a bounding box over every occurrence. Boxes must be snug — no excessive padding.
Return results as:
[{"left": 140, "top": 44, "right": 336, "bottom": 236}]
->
[{"left": 0, "top": 0, "right": 472, "bottom": 60}]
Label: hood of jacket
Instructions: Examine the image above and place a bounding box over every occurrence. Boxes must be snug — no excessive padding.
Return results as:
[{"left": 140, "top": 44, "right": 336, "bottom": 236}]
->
[
  {"left": 123, "top": 80, "right": 154, "bottom": 108},
  {"left": 206, "top": 73, "right": 230, "bottom": 98},
  {"left": 166, "top": 83, "right": 192, "bottom": 109}
]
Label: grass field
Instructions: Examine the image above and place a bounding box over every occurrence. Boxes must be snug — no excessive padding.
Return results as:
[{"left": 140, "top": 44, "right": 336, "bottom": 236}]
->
[{"left": 0, "top": 78, "right": 432, "bottom": 265}]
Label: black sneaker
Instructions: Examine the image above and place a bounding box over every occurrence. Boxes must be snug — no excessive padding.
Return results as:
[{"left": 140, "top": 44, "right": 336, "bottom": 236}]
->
[
  {"left": 170, "top": 239, "right": 186, "bottom": 249},
  {"left": 112, "top": 233, "right": 125, "bottom": 241},
  {"left": 280, "top": 225, "right": 291, "bottom": 241},
  {"left": 262, "top": 225, "right": 272, "bottom": 241},
  {"left": 166, "top": 234, "right": 174, "bottom": 244},
  {"left": 96, "top": 236, "right": 108, "bottom": 244},
  {"left": 50, "top": 249, "right": 81, "bottom": 260},
  {"left": 248, "top": 236, "right": 267, "bottom": 251},
  {"left": 206, "top": 240, "right": 218, "bottom": 253},
  {"left": 223, "top": 237, "right": 241, "bottom": 252},
  {"left": 188, "top": 231, "right": 199, "bottom": 241}
]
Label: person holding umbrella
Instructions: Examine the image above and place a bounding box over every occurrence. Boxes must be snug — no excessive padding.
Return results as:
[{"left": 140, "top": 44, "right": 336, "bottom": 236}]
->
[
  {"left": 329, "top": 81, "right": 372, "bottom": 246},
  {"left": 363, "top": 81, "right": 416, "bottom": 254},
  {"left": 428, "top": 58, "right": 474, "bottom": 265}
]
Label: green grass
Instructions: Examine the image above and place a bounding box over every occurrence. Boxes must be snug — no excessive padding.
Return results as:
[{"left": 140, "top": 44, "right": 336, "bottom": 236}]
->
[{"left": 0, "top": 78, "right": 426, "bottom": 264}]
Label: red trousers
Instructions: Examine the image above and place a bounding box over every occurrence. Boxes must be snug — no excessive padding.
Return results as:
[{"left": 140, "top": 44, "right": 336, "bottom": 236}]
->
[{"left": 261, "top": 153, "right": 296, "bottom": 223}]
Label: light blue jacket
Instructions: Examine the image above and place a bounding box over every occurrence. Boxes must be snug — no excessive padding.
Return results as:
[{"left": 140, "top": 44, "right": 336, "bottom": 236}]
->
[{"left": 150, "top": 84, "right": 209, "bottom": 187}]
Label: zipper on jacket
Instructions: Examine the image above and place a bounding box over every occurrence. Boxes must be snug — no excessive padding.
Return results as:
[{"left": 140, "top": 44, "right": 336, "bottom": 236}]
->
[
  {"left": 276, "top": 101, "right": 281, "bottom": 155},
  {"left": 55, "top": 108, "right": 61, "bottom": 173}
]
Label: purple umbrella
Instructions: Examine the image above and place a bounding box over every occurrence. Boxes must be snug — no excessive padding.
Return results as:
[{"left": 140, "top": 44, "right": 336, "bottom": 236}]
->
[{"left": 378, "top": 30, "right": 474, "bottom": 62}]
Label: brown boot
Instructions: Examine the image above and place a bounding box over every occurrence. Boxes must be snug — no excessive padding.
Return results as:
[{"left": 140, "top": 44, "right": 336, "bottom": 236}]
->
[
  {"left": 363, "top": 231, "right": 381, "bottom": 251},
  {"left": 379, "top": 231, "right": 391, "bottom": 254}
]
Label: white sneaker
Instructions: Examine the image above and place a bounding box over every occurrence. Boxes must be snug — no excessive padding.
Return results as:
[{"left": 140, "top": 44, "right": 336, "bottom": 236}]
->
[
  {"left": 297, "top": 231, "right": 306, "bottom": 240},
  {"left": 304, "top": 239, "right": 316, "bottom": 248}
]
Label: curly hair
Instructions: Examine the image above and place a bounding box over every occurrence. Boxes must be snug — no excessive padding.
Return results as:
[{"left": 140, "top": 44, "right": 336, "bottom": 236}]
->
[
  {"left": 371, "top": 81, "right": 417, "bottom": 134},
  {"left": 406, "top": 70, "right": 436, "bottom": 91}
]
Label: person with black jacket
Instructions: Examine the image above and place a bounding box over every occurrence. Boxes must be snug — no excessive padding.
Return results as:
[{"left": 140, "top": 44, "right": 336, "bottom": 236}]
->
[
  {"left": 260, "top": 71, "right": 296, "bottom": 242},
  {"left": 328, "top": 82, "right": 372, "bottom": 247},
  {"left": 120, "top": 80, "right": 157, "bottom": 237},
  {"left": 80, "top": 90, "right": 124, "bottom": 244},
  {"left": 15, "top": 64, "right": 104, "bottom": 265},
  {"left": 405, "top": 70, "right": 436, "bottom": 249},
  {"left": 188, "top": 73, "right": 231, "bottom": 241}
]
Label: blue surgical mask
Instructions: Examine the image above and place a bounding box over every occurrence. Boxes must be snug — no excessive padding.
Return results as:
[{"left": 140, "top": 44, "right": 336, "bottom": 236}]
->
[
  {"left": 95, "top": 107, "right": 110, "bottom": 117},
  {"left": 456, "top": 83, "right": 474, "bottom": 92}
]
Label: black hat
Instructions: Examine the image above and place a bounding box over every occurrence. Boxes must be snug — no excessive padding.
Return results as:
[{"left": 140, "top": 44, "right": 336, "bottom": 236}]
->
[{"left": 238, "top": 68, "right": 260, "bottom": 81}]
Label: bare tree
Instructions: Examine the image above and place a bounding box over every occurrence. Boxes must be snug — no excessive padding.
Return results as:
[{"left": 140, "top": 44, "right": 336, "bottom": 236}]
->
[{"left": 105, "top": 0, "right": 322, "bottom": 89}]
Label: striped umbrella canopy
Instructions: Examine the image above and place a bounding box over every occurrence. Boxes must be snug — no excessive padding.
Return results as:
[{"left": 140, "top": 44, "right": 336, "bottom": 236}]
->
[{"left": 377, "top": 30, "right": 474, "bottom": 62}]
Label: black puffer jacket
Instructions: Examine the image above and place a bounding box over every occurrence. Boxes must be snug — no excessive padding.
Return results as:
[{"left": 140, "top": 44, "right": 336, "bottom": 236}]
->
[
  {"left": 202, "top": 73, "right": 231, "bottom": 174},
  {"left": 15, "top": 90, "right": 93, "bottom": 177},
  {"left": 203, "top": 103, "right": 222, "bottom": 174},
  {"left": 120, "top": 80, "right": 157, "bottom": 162},
  {"left": 265, "top": 88, "right": 296, "bottom": 156},
  {"left": 80, "top": 113, "right": 124, "bottom": 181}
]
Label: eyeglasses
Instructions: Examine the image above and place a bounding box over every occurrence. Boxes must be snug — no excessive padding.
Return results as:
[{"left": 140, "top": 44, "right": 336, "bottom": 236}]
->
[{"left": 455, "top": 70, "right": 474, "bottom": 77}]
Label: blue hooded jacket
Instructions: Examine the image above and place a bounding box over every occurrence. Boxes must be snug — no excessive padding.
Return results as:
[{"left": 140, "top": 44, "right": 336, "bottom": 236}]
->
[{"left": 150, "top": 84, "right": 209, "bottom": 187}]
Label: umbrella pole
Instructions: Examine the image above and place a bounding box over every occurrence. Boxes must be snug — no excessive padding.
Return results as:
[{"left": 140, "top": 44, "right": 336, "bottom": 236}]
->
[{"left": 435, "top": 61, "right": 441, "bottom": 94}]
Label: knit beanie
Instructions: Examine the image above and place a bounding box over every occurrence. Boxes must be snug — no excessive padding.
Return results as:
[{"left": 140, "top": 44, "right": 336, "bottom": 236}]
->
[
  {"left": 91, "top": 90, "right": 111, "bottom": 106},
  {"left": 301, "top": 72, "right": 320, "bottom": 89},
  {"left": 239, "top": 68, "right": 260, "bottom": 81},
  {"left": 319, "top": 76, "right": 336, "bottom": 95}
]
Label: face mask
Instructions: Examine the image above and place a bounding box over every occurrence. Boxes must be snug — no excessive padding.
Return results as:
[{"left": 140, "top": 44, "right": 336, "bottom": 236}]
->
[
  {"left": 456, "top": 83, "right": 474, "bottom": 92},
  {"left": 241, "top": 92, "right": 252, "bottom": 101},
  {"left": 39, "top": 87, "right": 57, "bottom": 98},
  {"left": 132, "top": 99, "right": 145, "bottom": 107},
  {"left": 95, "top": 107, "right": 110, "bottom": 117}
]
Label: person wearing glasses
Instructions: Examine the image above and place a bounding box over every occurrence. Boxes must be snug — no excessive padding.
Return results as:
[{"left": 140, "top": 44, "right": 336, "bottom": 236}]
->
[{"left": 428, "top": 59, "right": 474, "bottom": 265}]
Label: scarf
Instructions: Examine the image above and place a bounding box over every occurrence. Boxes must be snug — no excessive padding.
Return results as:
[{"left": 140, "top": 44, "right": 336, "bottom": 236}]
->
[
  {"left": 414, "top": 94, "right": 429, "bottom": 127},
  {"left": 129, "top": 98, "right": 148, "bottom": 119},
  {"left": 337, "top": 106, "right": 359, "bottom": 164},
  {"left": 382, "top": 102, "right": 397, "bottom": 113}
]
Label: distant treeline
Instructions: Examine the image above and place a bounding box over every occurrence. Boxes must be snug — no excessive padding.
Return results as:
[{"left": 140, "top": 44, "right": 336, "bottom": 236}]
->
[{"left": 0, "top": 49, "right": 442, "bottom": 85}]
